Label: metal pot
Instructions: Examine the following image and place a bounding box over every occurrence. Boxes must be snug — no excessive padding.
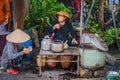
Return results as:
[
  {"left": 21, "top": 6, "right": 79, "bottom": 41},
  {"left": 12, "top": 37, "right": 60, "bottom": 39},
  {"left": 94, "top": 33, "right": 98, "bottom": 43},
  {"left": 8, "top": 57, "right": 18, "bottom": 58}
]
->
[
  {"left": 81, "top": 33, "right": 108, "bottom": 51},
  {"left": 79, "top": 48, "right": 106, "bottom": 70},
  {"left": 51, "top": 40, "right": 64, "bottom": 52},
  {"left": 41, "top": 35, "right": 51, "bottom": 50}
]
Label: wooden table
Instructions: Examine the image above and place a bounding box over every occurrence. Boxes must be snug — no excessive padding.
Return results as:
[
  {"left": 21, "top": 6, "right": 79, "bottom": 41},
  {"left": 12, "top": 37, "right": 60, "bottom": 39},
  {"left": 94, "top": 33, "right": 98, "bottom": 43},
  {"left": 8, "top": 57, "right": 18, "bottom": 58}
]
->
[{"left": 38, "top": 47, "right": 80, "bottom": 76}]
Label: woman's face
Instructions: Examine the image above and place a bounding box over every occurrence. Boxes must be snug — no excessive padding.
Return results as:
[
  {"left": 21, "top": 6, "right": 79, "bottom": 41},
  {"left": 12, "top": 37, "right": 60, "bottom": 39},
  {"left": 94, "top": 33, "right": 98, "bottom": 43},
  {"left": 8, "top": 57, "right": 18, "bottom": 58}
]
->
[{"left": 58, "top": 15, "right": 66, "bottom": 22}]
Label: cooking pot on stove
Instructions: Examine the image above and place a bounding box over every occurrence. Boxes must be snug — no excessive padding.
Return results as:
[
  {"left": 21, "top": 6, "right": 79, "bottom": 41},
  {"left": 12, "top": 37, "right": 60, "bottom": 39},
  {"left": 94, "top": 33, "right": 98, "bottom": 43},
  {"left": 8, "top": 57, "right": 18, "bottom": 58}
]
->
[
  {"left": 79, "top": 34, "right": 107, "bottom": 70},
  {"left": 51, "top": 40, "right": 64, "bottom": 52},
  {"left": 79, "top": 48, "right": 106, "bottom": 70}
]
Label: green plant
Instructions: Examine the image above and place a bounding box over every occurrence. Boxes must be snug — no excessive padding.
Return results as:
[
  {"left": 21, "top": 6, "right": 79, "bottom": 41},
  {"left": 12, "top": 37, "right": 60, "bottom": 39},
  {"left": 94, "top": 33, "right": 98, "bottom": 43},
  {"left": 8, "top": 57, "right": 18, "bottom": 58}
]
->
[
  {"left": 24, "top": 0, "right": 71, "bottom": 39},
  {"left": 24, "top": 0, "right": 71, "bottom": 30},
  {"left": 86, "top": 21, "right": 117, "bottom": 46},
  {"left": 102, "top": 27, "right": 116, "bottom": 46}
]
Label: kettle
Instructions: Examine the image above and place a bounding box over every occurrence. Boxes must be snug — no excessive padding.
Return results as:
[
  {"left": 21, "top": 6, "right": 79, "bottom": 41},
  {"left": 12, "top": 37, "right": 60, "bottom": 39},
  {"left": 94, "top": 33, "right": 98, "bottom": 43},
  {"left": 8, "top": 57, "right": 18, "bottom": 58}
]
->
[{"left": 41, "top": 35, "right": 51, "bottom": 50}]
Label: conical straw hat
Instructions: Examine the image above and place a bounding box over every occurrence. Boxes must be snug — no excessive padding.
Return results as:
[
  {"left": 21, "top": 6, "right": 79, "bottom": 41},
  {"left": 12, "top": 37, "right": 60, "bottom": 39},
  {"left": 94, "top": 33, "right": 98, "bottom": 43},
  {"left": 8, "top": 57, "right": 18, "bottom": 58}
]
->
[
  {"left": 54, "top": 11, "right": 71, "bottom": 21},
  {"left": 6, "top": 29, "right": 30, "bottom": 43}
]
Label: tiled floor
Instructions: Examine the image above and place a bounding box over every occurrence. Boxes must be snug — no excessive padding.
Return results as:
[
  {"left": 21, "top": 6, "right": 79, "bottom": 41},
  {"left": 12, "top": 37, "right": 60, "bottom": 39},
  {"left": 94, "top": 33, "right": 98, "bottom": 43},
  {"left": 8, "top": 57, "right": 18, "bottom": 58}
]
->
[{"left": 0, "top": 70, "right": 107, "bottom": 80}]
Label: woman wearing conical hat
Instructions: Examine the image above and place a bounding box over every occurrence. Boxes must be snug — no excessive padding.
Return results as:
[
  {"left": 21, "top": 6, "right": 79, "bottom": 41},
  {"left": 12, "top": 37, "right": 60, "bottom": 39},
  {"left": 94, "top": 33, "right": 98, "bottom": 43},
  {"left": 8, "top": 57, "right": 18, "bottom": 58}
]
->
[
  {"left": 0, "top": 29, "right": 31, "bottom": 75},
  {"left": 48, "top": 10, "right": 78, "bottom": 46}
]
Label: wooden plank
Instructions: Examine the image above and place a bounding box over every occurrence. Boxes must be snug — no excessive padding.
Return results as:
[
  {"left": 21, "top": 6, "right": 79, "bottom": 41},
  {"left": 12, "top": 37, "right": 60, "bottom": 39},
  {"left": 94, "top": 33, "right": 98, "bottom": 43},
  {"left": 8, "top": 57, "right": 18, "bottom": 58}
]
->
[{"left": 39, "top": 47, "right": 79, "bottom": 55}]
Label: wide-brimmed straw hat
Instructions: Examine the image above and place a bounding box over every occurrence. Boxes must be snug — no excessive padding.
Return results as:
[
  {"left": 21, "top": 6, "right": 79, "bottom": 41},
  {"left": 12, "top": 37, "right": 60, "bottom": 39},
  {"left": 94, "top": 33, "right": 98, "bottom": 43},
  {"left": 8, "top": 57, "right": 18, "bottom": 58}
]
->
[
  {"left": 54, "top": 11, "right": 71, "bottom": 21},
  {"left": 6, "top": 29, "right": 30, "bottom": 43}
]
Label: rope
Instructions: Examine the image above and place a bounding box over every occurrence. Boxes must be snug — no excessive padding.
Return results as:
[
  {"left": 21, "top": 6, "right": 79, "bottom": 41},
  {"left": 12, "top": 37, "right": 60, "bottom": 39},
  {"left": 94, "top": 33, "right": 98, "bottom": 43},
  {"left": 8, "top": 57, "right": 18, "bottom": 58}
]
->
[
  {"left": 84, "top": 0, "right": 95, "bottom": 27},
  {"left": 107, "top": 0, "right": 120, "bottom": 49},
  {"left": 111, "top": 10, "right": 120, "bottom": 49},
  {"left": 80, "top": 0, "right": 83, "bottom": 45}
]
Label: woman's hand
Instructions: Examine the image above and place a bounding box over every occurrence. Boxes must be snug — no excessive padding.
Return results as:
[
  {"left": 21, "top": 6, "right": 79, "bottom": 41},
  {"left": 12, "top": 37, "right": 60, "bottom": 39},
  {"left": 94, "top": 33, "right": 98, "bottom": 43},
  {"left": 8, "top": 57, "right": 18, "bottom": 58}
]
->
[
  {"left": 28, "top": 46, "right": 33, "bottom": 52},
  {"left": 3, "top": 19, "right": 9, "bottom": 25},
  {"left": 22, "top": 49, "right": 30, "bottom": 55},
  {"left": 72, "top": 38, "right": 78, "bottom": 44},
  {"left": 53, "top": 24, "right": 61, "bottom": 30}
]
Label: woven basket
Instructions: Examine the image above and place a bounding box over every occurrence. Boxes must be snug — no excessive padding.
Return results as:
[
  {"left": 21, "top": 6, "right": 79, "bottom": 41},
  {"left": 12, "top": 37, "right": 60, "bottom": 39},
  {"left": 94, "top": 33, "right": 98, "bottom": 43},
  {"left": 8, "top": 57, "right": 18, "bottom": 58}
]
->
[
  {"left": 59, "top": 55, "right": 72, "bottom": 69},
  {"left": 47, "top": 55, "right": 58, "bottom": 68}
]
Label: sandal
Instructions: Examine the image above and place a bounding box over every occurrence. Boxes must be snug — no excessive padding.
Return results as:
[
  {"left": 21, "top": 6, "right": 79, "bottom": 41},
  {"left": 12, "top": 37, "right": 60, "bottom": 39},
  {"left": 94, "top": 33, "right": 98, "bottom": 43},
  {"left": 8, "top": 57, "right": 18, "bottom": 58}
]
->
[{"left": 7, "top": 69, "right": 19, "bottom": 75}]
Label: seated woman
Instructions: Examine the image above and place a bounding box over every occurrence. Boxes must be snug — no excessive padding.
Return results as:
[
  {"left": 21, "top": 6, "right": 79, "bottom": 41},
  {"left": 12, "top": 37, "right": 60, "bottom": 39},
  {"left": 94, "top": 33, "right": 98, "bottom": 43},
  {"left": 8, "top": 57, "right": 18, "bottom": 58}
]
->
[
  {"left": 47, "top": 10, "right": 78, "bottom": 46},
  {"left": 46, "top": 11, "right": 78, "bottom": 69},
  {"left": 0, "top": 29, "right": 31, "bottom": 75}
]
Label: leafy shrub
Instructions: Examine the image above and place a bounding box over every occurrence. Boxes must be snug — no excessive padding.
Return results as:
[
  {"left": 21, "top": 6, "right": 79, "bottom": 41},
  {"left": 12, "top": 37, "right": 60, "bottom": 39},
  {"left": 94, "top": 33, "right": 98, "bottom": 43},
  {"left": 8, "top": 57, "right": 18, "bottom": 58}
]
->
[{"left": 24, "top": 0, "right": 71, "bottom": 29}]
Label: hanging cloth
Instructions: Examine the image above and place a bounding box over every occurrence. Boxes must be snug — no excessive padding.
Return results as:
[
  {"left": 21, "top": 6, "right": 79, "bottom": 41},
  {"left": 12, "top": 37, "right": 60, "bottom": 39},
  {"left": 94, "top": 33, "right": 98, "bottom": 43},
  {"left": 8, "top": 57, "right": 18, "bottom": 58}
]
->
[
  {"left": 113, "top": 0, "right": 119, "bottom": 5},
  {"left": 113, "top": 0, "right": 119, "bottom": 11},
  {"left": 71, "top": 0, "right": 81, "bottom": 11},
  {"left": 108, "top": 0, "right": 119, "bottom": 11},
  {"left": 71, "top": 0, "right": 81, "bottom": 21}
]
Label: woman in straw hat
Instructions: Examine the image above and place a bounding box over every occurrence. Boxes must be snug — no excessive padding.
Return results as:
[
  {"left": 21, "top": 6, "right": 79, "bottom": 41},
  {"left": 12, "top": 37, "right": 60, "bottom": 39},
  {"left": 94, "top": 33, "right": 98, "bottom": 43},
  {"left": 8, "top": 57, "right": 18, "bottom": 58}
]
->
[
  {"left": 0, "top": 29, "right": 31, "bottom": 75},
  {"left": 48, "top": 10, "right": 78, "bottom": 46},
  {"left": 47, "top": 11, "right": 78, "bottom": 69}
]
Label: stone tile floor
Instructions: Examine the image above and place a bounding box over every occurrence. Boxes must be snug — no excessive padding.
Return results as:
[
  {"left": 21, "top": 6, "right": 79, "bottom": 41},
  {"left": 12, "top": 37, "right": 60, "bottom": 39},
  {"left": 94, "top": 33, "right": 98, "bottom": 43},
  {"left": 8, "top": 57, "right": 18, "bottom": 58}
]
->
[
  {"left": 0, "top": 70, "right": 107, "bottom": 80},
  {"left": 1, "top": 62, "right": 120, "bottom": 80},
  {"left": 0, "top": 49, "right": 120, "bottom": 80}
]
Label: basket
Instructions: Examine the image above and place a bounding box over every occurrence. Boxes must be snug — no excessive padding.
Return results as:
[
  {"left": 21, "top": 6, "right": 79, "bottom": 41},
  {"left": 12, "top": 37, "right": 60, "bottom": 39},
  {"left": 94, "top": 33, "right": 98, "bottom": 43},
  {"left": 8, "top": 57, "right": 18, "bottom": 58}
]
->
[{"left": 59, "top": 55, "right": 72, "bottom": 69}]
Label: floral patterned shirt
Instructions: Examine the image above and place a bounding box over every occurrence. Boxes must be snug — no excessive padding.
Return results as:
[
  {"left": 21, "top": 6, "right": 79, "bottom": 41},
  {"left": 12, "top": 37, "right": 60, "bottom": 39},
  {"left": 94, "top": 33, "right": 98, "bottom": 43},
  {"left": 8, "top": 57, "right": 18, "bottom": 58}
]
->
[{"left": 1, "top": 41, "right": 23, "bottom": 68}]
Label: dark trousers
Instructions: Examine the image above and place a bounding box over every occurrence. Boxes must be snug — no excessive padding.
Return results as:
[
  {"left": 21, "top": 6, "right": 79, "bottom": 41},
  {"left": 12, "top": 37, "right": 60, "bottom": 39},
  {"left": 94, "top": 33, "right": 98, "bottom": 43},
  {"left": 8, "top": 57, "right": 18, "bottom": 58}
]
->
[{"left": 0, "top": 35, "right": 7, "bottom": 56}]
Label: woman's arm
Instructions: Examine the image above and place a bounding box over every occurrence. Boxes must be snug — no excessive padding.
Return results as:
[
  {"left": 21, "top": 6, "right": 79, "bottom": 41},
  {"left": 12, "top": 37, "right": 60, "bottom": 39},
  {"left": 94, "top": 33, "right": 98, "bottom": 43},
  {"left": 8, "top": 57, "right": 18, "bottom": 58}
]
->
[
  {"left": 69, "top": 22, "right": 76, "bottom": 38},
  {"left": 7, "top": 42, "right": 23, "bottom": 60},
  {"left": 68, "top": 22, "right": 78, "bottom": 44},
  {"left": 7, "top": 50, "right": 23, "bottom": 60},
  {"left": 46, "top": 20, "right": 59, "bottom": 34}
]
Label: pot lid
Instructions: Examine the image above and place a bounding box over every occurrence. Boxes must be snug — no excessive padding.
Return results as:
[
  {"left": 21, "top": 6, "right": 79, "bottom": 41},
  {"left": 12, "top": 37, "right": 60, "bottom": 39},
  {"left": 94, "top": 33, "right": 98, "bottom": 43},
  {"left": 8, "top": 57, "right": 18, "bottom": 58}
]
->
[
  {"left": 90, "top": 34, "right": 108, "bottom": 51},
  {"left": 43, "top": 35, "right": 51, "bottom": 41}
]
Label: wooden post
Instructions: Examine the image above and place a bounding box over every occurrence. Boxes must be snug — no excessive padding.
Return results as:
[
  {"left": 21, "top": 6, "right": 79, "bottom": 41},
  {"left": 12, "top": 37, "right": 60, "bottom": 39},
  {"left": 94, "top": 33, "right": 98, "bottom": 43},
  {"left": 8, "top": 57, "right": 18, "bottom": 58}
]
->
[
  {"left": 98, "top": 0, "right": 104, "bottom": 30},
  {"left": 13, "top": 0, "right": 29, "bottom": 30}
]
